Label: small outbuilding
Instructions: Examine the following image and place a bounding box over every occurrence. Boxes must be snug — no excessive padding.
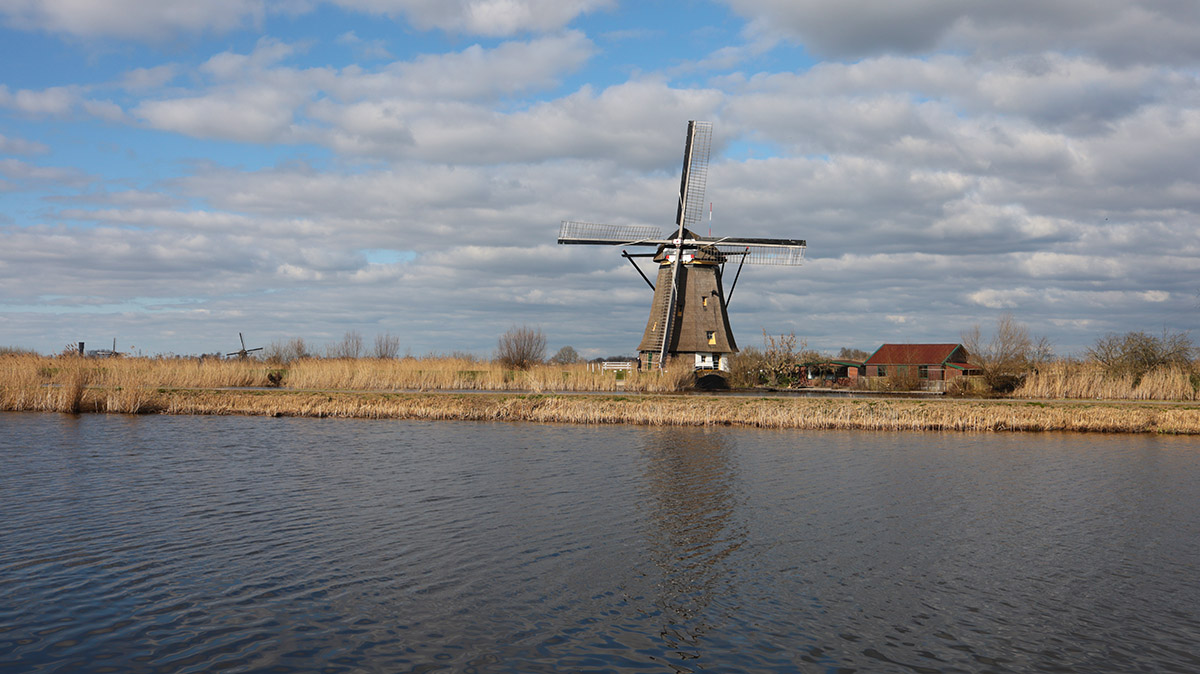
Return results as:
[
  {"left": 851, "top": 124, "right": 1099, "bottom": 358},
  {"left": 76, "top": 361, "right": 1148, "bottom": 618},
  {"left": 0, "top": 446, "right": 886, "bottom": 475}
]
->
[
  {"left": 800, "top": 360, "right": 863, "bottom": 386},
  {"left": 863, "top": 343, "right": 981, "bottom": 389}
]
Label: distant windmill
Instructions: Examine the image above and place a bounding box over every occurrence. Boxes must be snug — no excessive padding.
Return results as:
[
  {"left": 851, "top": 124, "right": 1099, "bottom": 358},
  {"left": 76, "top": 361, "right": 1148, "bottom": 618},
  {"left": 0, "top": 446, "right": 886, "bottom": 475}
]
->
[
  {"left": 227, "top": 333, "right": 264, "bottom": 359},
  {"left": 82, "top": 337, "right": 121, "bottom": 358},
  {"left": 558, "top": 121, "right": 806, "bottom": 376}
]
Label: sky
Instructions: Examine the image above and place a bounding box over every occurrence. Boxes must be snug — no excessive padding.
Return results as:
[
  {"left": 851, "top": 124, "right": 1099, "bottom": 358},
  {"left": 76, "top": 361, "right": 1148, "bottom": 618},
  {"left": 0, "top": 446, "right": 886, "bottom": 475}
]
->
[{"left": 1, "top": 0, "right": 1198, "bottom": 359}]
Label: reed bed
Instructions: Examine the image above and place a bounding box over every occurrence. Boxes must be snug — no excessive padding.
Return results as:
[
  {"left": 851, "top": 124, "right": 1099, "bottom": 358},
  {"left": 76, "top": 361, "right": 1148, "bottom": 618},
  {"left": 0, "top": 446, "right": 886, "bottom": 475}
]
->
[
  {"left": 4, "top": 354, "right": 1199, "bottom": 433},
  {"left": 280, "top": 357, "right": 693, "bottom": 392},
  {"left": 4, "top": 381, "right": 1198, "bottom": 434},
  {"left": 1015, "top": 362, "right": 1198, "bottom": 401},
  {"left": 0, "top": 354, "right": 691, "bottom": 396}
]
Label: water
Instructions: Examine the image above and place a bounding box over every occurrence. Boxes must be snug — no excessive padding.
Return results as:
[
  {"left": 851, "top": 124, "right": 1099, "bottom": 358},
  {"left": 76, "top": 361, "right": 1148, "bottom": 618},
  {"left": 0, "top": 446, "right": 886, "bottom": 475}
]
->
[{"left": 2, "top": 413, "right": 1199, "bottom": 673}]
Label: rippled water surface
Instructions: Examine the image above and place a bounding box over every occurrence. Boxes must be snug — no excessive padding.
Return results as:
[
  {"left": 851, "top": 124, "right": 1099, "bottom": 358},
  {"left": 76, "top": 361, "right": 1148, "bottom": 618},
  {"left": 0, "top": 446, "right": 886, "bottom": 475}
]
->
[{"left": 2, "top": 413, "right": 1200, "bottom": 673}]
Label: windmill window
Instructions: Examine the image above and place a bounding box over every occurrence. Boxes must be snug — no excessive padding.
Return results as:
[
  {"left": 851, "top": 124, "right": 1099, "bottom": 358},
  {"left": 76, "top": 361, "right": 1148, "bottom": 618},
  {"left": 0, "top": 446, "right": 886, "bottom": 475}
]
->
[
  {"left": 706, "top": 331, "right": 716, "bottom": 345},
  {"left": 702, "top": 297, "right": 708, "bottom": 307}
]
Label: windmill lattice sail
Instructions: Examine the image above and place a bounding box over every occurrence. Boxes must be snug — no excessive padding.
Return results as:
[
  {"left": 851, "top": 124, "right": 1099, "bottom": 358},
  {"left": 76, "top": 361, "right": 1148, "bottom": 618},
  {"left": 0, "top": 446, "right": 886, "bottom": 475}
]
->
[
  {"left": 712, "top": 242, "right": 806, "bottom": 266},
  {"left": 558, "top": 221, "right": 663, "bottom": 245},
  {"left": 676, "top": 120, "right": 711, "bottom": 233}
]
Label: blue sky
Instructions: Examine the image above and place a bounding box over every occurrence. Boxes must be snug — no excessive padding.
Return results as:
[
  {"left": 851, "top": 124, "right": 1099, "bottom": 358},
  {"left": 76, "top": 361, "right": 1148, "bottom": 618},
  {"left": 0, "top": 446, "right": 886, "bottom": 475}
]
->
[{"left": 2, "top": 0, "right": 1199, "bottom": 358}]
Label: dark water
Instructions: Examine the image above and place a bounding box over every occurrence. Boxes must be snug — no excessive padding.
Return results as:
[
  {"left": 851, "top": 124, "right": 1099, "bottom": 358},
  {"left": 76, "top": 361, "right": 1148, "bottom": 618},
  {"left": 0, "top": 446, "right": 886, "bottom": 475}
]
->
[{"left": 2, "top": 413, "right": 1199, "bottom": 673}]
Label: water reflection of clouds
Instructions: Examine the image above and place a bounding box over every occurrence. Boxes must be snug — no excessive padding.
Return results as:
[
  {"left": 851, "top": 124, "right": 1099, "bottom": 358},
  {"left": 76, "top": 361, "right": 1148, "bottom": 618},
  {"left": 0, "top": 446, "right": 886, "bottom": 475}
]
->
[{"left": 637, "top": 428, "right": 748, "bottom": 663}]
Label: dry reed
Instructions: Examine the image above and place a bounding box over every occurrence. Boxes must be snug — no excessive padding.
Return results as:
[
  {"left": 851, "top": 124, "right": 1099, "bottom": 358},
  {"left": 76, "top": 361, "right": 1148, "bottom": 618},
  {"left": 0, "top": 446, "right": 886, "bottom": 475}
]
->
[
  {"left": 1015, "top": 362, "right": 1197, "bottom": 401},
  {"left": 279, "top": 357, "right": 694, "bottom": 393},
  {"left": 139, "top": 391, "right": 1200, "bottom": 434},
  {"left": 4, "top": 354, "right": 1199, "bottom": 433}
]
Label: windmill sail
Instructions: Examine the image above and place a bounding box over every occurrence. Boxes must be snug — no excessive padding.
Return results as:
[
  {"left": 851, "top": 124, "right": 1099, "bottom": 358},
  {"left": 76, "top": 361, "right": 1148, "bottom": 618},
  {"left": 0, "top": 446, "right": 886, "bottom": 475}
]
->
[
  {"left": 660, "top": 121, "right": 712, "bottom": 368},
  {"left": 675, "top": 121, "right": 712, "bottom": 232},
  {"left": 558, "top": 221, "right": 663, "bottom": 246},
  {"left": 710, "top": 237, "right": 807, "bottom": 265}
]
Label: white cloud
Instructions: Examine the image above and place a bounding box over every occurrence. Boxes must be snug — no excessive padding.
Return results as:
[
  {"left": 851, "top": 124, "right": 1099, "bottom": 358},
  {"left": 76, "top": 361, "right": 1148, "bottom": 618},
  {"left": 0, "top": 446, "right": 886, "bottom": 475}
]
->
[
  {"left": 120, "top": 65, "right": 179, "bottom": 91},
  {"left": 0, "top": 133, "right": 48, "bottom": 155},
  {"left": 2, "top": 0, "right": 1198, "bottom": 357},
  {"left": 0, "top": 0, "right": 267, "bottom": 40},
  {"left": 129, "top": 33, "right": 599, "bottom": 150},
  {"left": 0, "top": 0, "right": 611, "bottom": 40},
  {"left": 329, "top": 0, "right": 613, "bottom": 36},
  {"left": 0, "top": 84, "right": 78, "bottom": 116},
  {"left": 723, "top": 0, "right": 1200, "bottom": 65},
  {"left": 134, "top": 88, "right": 304, "bottom": 143},
  {"left": 0, "top": 157, "right": 91, "bottom": 187}
]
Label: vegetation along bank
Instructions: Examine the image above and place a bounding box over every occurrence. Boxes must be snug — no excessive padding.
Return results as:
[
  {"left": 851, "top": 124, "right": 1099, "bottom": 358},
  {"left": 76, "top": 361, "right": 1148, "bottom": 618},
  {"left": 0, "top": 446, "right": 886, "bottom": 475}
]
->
[{"left": 2, "top": 355, "right": 1198, "bottom": 434}]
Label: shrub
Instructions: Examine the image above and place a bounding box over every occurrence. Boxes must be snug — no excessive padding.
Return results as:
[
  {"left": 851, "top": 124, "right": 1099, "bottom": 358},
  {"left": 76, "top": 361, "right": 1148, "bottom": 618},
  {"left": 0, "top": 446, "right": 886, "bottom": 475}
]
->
[
  {"left": 549, "top": 346, "right": 581, "bottom": 365},
  {"left": 1086, "top": 330, "right": 1193, "bottom": 382},
  {"left": 497, "top": 325, "right": 547, "bottom": 370}
]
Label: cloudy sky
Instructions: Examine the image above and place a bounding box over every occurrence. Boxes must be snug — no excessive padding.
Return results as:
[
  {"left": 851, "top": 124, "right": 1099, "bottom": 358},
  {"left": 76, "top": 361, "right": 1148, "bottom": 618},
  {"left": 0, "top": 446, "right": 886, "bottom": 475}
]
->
[{"left": 1, "top": 0, "right": 1197, "bottom": 358}]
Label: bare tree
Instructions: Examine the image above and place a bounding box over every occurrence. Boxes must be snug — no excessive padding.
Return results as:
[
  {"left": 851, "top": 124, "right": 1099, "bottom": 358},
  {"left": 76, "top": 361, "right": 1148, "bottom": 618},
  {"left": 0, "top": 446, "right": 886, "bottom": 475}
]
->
[
  {"left": 761, "top": 331, "right": 802, "bottom": 386},
  {"left": 373, "top": 332, "right": 401, "bottom": 359},
  {"left": 1086, "top": 330, "right": 1193, "bottom": 378},
  {"left": 837, "top": 346, "right": 871, "bottom": 361},
  {"left": 497, "top": 325, "right": 547, "bottom": 370},
  {"left": 962, "top": 314, "right": 1052, "bottom": 392},
  {"left": 327, "top": 330, "right": 364, "bottom": 359},
  {"left": 265, "top": 337, "right": 311, "bottom": 363}
]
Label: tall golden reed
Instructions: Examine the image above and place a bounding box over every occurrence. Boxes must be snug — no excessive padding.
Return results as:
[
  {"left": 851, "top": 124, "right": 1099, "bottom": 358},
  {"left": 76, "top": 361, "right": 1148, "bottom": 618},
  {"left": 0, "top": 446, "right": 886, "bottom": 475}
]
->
[
  {"left": 1015, "top": 361, "right": 1197, "bottom": 401},
  {"left": 4, "top": 354, "right": 1199, "bottom": 434}
]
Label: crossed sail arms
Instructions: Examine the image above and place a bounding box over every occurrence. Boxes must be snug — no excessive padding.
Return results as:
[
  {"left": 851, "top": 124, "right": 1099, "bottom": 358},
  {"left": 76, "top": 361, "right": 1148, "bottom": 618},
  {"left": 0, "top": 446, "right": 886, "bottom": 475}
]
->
[{"left": 557, "top": 221, "right": 806, "bottom": 266}]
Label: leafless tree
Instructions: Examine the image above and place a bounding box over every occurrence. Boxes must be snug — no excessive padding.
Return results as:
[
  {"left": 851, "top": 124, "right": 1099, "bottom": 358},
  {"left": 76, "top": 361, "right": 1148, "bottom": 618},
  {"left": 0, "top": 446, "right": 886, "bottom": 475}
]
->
[
  {"left": 962, "top": 314, "right": 1052, "bottom": 392},
  {"left": 327, "top": 331, "right": 364, "bottom": 359},
  {"left": 265, "top": 337, "right": 311, "bottom": 363},
  {"left": 837, "top": 346, "right": 871, "bottom": 361},
  {"left": 497, "top": 325, "right": 547, "bottom": 370},
  {"left": 1086, "top": 329, "right": 1193, "bottom": 378},
  {"left": 373, "top": 332, "right": 401, "bottom": 359},
  {"left": 760, "top": 331, "right": 802, "bottom": 386}
]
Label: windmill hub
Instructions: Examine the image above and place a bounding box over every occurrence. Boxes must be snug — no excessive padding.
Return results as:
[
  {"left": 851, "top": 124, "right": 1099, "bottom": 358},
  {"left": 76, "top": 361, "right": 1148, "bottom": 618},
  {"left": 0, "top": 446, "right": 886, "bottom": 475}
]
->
[{"left": 558, "top": 121, "right": 806, "bottom": 376}]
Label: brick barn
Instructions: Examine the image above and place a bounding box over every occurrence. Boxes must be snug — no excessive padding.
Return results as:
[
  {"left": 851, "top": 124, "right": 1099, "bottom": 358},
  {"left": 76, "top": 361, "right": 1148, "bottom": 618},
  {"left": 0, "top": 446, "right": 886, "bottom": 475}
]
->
[{"left": 863, "top": 344, "right": 981, "bottom": 389}]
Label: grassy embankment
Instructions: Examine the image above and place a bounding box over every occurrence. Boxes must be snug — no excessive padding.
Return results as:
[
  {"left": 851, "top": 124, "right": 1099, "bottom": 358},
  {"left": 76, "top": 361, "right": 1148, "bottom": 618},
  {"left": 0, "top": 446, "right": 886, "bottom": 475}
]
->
[{"left": 3, "top": 354, "right": 1199, "bottom": 433}]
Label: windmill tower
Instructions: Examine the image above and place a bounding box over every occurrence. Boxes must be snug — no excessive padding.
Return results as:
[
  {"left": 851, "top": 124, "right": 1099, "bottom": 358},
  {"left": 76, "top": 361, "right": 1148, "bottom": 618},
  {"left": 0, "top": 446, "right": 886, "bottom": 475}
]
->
[{"left": 558, "top": 121, "right": 806, "bottom": 375}]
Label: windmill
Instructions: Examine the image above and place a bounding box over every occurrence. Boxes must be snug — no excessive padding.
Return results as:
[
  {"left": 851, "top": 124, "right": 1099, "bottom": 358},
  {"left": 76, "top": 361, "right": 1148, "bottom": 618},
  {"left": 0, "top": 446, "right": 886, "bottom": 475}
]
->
[
  {"left": 227, "top": 332, "right": 264, "bottom": 359},
  {"left": 557, "top": 120, "right": 806, "bottom": 376}
]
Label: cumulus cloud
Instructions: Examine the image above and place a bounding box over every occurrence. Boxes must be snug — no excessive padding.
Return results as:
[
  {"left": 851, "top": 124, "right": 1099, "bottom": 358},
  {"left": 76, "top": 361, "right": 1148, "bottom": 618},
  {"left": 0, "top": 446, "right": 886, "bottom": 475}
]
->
[
  {"left": 129, "top": 33, "right": 602, "bottom": 152},
  {"left": 0, "top": 0, "right": 610, "bottom": 40},
  {"left": 0, "top": 84, "right": 79, "bottom": 116},
  {"left": 328, "top": 0, "right": 613, "bottom": 36},
  {"left": 724, "top": 0, "right": 1200, "bottom": 65},
  {"left": 0, "top": 132, "right": 47, "bottom": 155},
  {"left": 0, "top": 158, "right": 92, "bottom": 187},
  {"left": 0, "top": 0, "right": 267, "bottom": 40},
  {"left": 2, "top": 1, "right": 1199, "bottom": 356}
]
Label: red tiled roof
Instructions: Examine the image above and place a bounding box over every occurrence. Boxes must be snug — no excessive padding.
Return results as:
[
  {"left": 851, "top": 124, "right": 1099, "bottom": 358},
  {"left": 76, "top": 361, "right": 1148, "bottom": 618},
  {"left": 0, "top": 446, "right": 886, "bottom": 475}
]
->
[{"left": 865, "top": 343, "right": 968, "bottom": 365}]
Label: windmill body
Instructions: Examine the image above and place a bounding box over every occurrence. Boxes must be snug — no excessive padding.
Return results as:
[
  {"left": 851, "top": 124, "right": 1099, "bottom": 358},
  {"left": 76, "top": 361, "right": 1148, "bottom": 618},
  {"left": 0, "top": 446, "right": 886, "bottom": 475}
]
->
[
  {"left": 635, "top": 231, "right": 738, "bottom": 371},
  {"left": 558, "top": 121, "right": 805, "bottom": 375}
]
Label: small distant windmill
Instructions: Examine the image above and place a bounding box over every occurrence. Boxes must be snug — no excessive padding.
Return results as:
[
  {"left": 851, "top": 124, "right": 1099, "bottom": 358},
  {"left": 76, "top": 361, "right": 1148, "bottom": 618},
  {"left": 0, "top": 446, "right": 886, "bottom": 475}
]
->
[
  {"left": 227, "top": 333, "right": 264, "bottom": 359},
  {"left": 558, "top": 121, "right": 806, "bottom": 375}
]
